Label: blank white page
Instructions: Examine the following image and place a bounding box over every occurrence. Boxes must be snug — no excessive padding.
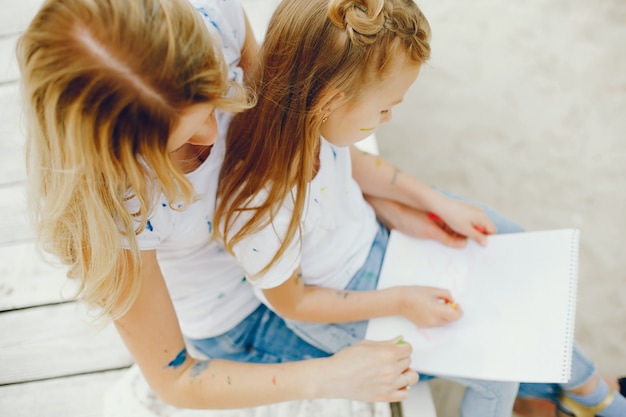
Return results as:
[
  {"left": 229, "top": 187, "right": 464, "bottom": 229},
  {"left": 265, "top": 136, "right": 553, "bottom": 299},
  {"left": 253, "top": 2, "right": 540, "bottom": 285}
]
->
[{"left": 366, "top": 229, "right": 579, "bottom": 382}]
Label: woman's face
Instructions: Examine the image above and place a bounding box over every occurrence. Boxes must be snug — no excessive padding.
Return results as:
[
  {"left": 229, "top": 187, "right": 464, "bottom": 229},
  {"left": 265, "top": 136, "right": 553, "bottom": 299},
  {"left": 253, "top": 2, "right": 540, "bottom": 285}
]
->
[{"left": 167, "top": 102, "right": 218, "bottom": 152}]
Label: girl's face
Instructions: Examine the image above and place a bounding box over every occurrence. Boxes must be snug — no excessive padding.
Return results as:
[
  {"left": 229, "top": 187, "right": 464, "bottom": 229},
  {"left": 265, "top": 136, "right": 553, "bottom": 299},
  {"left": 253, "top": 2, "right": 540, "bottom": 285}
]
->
[
  {"left": 320, "top": 62, "right": 421, "bottom": 147},
  {"left": 167, "top": 102, "right": 218, "bottom": 152}
]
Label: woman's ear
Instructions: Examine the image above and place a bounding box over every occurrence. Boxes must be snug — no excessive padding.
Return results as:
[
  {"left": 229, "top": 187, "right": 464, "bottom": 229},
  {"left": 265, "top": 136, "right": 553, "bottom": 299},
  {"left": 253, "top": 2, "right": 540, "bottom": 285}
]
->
[{"left": 319, "top": 89, "right": 346, "bottom": 117}]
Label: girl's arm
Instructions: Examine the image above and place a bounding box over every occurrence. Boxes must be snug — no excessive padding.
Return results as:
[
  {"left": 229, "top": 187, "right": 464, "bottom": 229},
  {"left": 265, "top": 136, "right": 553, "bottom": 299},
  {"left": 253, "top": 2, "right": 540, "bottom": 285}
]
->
[
  {"left": 350, "top": 146, "right": 494, "bottom": 245},
  {"left": 263, "top": 267, "right": 462, "bottom": 328},
  {"left": 113, "top": 250, "right": 417, "bottom": 408},
  {"left": 365, "top": 195, "right": 469, "bottom": 248}
]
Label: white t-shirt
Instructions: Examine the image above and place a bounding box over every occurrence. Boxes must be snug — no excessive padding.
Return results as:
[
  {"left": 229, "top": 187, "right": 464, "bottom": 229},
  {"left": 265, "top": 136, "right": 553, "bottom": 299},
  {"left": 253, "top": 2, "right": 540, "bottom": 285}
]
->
[
  {"left": 231, "top": 138, "right": 379, "bottom": 294},
  {"left": 190, "top": 0, "right": 246, "bottom": 144},
  {"left": 127, "top": 0, "right": 259, "bottom": 339}
]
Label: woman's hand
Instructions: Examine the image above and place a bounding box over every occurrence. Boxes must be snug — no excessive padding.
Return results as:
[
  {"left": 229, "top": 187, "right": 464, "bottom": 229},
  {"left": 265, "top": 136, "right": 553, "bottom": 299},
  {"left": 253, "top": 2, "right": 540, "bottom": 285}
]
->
[{"left": 322, "top": 337, "right": 419, "bottom": 402}]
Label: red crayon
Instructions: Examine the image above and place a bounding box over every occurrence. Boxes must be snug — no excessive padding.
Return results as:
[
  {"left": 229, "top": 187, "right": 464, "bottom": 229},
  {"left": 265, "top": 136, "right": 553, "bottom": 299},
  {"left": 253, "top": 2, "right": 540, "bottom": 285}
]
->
[
  {"left": 474, "top": 225, "right": 488, "bottom": 234},
  {"left": 427, "top": 212, "right": 487, "bottom": 234},
  {"left": 427, "top": 212, "right": 443, "bottom": 223}
]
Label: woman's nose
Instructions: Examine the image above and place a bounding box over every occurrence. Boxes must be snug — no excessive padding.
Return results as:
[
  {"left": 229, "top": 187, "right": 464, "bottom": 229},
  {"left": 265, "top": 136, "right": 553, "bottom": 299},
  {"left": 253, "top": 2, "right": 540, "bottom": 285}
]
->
[{"left": 189, "top": 113, "right": 218, "bottom": 146}]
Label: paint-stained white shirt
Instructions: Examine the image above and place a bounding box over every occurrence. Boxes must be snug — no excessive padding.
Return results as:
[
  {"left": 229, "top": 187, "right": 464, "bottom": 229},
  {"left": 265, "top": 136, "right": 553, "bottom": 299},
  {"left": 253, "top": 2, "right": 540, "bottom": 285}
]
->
[
  {"left": 127, "top": 0, "right": 259, "bottom": 339},
  {"left": 230, "top": 138, "right": 378, "bottom": 296}
]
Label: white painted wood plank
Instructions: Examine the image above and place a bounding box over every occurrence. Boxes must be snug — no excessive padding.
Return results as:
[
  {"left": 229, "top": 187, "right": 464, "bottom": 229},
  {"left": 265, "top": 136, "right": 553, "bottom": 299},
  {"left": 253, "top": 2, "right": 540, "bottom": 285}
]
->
[
  {"left": 0, "top": 369, "right": 126, "bottom": 417},
  {"left": 0, "top": 34, "right": 19, "bottom": 84},
  {"left": 0, "top": 0, "right": 44, "bottom": 37},
  {"left": 0, "top": 83, "right": 26, "bottom": 185},
  {"left": 0, "top": 184, "right": 32, "bottom": 246},
  {"left": 0, "top": 241, "right": 73, "bottom": 311},
  {"left": 0, "top": 302, "right": 133, "bottom": 385}
]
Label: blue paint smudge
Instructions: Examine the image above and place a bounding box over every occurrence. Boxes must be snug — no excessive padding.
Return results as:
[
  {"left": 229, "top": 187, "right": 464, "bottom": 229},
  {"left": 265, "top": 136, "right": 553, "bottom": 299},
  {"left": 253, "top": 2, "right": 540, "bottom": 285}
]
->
[
  {"left": 217, "top": 293, "right": 226, "bottom": 299},
  {"left": 146, "top": 220, "right": 153, "bottom": 232},
  {"left": 190, "top": 360, "right": 211, "bottom": 377},
  {"left": 162, "top": 203, "right": 167, "bottom": 207},
  {"left": 207, "top": 221, "right": 213, "bottom": 234},
  {"left": 166, "top": 348, "right": 187, "bottom": 369}
]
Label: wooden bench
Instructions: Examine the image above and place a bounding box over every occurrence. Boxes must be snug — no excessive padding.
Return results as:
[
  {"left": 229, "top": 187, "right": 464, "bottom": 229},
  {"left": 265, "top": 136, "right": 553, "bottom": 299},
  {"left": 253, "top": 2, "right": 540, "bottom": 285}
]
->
[{"left": 0, "top": 1, "right": 436, "bottom": 416}]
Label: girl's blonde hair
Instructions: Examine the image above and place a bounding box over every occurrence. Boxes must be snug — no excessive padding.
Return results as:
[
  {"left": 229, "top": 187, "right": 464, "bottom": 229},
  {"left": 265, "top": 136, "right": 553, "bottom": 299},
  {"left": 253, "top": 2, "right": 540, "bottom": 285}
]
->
[
  {"left": 216, "top": 0, "right": 431, "bottom": 273},
  {"left": 18, "top": 0, "right": 250, "bottom": 319}
]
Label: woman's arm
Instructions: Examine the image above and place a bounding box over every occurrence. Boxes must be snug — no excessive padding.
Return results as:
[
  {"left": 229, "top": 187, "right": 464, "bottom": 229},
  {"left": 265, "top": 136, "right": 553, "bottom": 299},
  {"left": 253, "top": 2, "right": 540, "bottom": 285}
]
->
[
  {"left": 350, "top": 146, "right": 494, "bottom": 245},
  {"left": 113, "top": 250, "right": 417, "bottom": 408},
  {"left": 263, "top": 267, "right": 462, "bottom": 329}
]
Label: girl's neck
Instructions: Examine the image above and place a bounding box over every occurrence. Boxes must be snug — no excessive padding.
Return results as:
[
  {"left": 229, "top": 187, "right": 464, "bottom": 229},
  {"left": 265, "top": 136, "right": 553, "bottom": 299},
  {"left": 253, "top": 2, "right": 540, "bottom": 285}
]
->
[
  {"left": 171, "top": 143, "right": 212, "bottom": 173},
  {"left": 310, "top": 136, "right": 322, "bottom": 180}
]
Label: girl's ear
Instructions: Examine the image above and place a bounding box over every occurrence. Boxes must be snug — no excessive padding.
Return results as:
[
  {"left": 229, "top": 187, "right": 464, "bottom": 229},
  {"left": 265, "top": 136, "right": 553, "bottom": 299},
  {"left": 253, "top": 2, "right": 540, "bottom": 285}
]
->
[{"left": 319, "top": 89, "right": 346, "bottom": 116}]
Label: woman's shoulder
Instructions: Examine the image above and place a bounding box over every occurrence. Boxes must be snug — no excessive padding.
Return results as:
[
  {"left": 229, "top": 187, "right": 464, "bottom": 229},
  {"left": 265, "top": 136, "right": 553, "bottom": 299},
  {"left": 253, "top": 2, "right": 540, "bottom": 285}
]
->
[
  {"left": 189, "top": 0, "right": 245, "bottom": 44},
  {"left": 189, "top": 0, "right": 246, "bottom": 86}
]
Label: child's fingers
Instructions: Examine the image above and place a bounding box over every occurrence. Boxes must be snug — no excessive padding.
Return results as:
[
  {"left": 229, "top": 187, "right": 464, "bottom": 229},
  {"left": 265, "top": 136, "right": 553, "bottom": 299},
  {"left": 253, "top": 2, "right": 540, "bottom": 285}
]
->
[
  {"left": 428, "top": 288, "right": 463, "bottom": 324},
  {"left": 428, "top": 211, "right": 493, "bottom": 248},
  {"left": 471, "top": 215, "right": 497, "bottom": 245},
  {"left": 429, "top": 287, "right": 453, "bottom": 300},
  {"left": 467, "top": 216, "right": 495, "bottom": 246},
  {"left": 468, "top": 227, "right": 489, "bottom": 246},
  {"left": 426, "top": 221, "right": 468, "bottom": 248},
  {"left": 435, "top": 301, "right": 463, "bottom": 323},
  {"left": 483, "top": 220, "right": 497, "bottom": 234}
]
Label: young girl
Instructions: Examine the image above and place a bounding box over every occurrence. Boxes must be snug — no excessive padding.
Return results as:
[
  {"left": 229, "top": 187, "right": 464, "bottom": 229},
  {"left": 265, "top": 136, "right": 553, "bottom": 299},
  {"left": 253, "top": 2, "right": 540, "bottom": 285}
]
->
[
  {"left": 215, "top": 0, "right": 626, "bottom": 416},
  {"left": 18, "top": 0, "right": 417, "bottom": 409}
]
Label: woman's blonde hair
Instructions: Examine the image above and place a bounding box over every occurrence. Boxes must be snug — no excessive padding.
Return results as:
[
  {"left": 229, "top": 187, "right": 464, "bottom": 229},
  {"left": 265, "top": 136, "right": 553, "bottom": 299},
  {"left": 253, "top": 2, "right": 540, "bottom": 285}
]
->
[
  {"left": 216, "top": 0, "right": 431, "bottom": 272},
  {"left": 18, "top": 0, "right": 250, "bottom": 319}
]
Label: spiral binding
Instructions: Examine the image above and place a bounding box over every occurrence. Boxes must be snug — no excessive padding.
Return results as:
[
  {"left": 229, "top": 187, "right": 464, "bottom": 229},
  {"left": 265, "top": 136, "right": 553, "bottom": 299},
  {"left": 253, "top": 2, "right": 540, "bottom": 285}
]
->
[{"left": 562, "top": 229, "right": 580, "bottom": 382}]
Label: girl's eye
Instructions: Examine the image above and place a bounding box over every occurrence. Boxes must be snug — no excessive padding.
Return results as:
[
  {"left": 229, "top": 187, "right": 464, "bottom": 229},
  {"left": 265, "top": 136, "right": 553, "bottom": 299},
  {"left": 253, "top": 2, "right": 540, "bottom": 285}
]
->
[{"left": 381, "top": 110, "right": 389, "bottom": 115}]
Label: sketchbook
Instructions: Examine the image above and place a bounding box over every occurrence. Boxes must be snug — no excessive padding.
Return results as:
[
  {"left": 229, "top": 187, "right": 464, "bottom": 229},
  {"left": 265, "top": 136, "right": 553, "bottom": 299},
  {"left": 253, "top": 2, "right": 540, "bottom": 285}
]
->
[{"left": 365, "top": 229, "right": 579, "bottom": 383}]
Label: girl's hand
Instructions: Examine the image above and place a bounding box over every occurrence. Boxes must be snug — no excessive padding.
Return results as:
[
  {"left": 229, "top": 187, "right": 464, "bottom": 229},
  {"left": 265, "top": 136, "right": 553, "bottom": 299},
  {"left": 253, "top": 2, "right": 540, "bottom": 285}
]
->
[
  {"left": 429, "top": 199, "right": 496, "bottom": 247},
  {"left": 394, "top": 286, "right": 463, "bottom": 327},
  {"left": 366, "top": 196, "right": 469, "bottom": 248},
  {"left": 323, "top": 337, "right": 419, "bottom": 402}
]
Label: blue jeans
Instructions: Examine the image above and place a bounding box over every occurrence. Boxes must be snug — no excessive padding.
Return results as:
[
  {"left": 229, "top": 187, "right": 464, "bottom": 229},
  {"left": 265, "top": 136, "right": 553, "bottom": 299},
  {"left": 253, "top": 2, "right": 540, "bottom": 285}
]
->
[{"left": 189, "top": 304, "right": 330, "bottom": 363}]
